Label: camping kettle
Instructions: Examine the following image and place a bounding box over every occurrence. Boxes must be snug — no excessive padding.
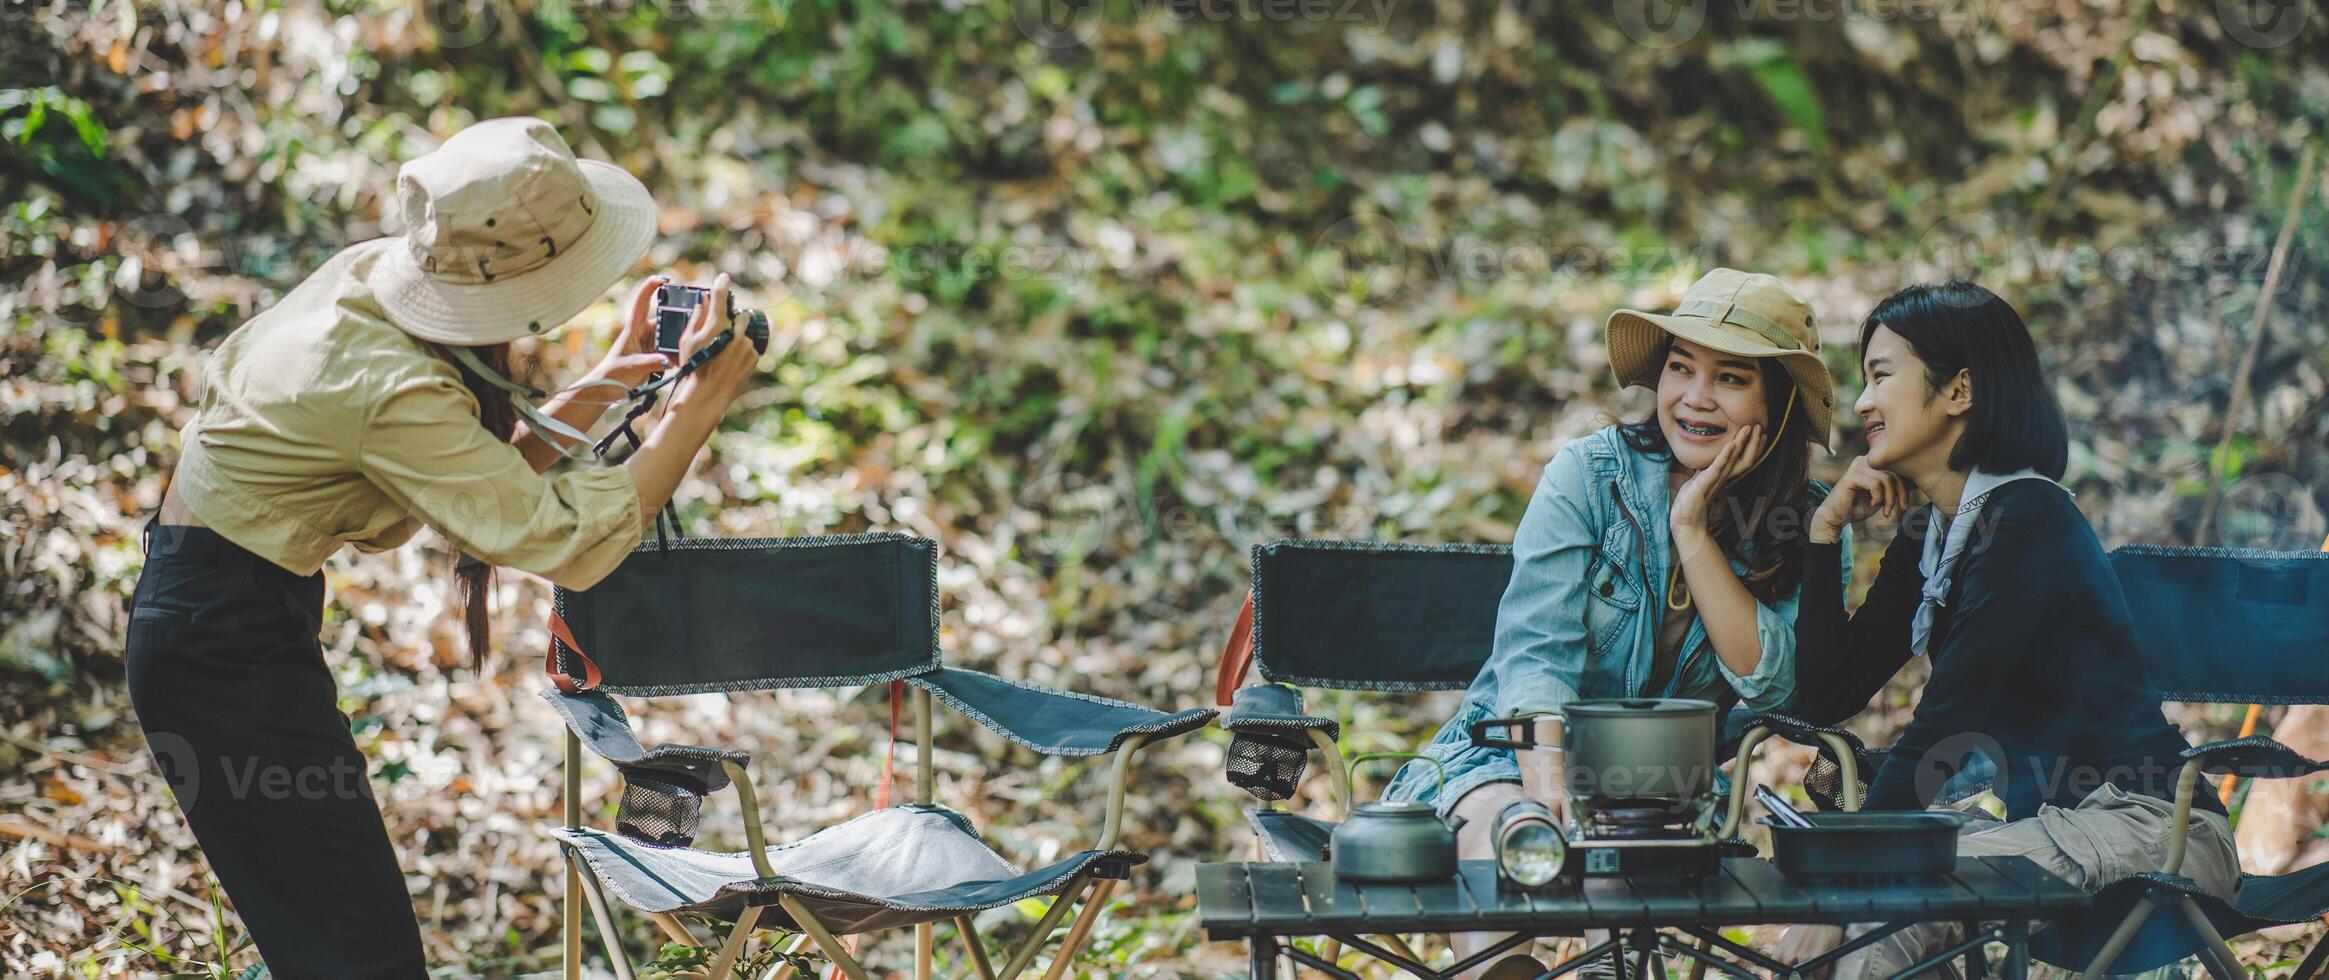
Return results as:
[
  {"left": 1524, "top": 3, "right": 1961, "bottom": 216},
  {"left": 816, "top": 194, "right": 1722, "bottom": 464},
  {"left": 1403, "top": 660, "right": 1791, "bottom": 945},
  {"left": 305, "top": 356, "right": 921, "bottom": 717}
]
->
[{"left": 1329, "top": 754, "right": 1459, "bottom": 883}]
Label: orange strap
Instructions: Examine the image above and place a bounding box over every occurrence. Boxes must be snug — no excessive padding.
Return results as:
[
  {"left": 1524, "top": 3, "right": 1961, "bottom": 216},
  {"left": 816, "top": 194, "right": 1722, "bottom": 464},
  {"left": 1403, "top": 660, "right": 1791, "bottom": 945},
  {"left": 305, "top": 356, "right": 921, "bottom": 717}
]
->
[
  {"left": 1215, "top": 590, "right": 1257, "bottom": 706},
  {"left": 543, "top": 613, "right": 601, "bottom": 694}
]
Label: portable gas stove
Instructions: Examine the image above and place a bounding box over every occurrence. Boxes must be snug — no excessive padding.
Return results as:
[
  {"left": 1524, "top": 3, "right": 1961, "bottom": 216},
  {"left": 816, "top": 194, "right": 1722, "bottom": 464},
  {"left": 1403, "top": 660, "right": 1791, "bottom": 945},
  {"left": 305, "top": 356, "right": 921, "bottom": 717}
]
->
[{"left": 1565, "top": 801, "right": 1723, "bottom": 877}]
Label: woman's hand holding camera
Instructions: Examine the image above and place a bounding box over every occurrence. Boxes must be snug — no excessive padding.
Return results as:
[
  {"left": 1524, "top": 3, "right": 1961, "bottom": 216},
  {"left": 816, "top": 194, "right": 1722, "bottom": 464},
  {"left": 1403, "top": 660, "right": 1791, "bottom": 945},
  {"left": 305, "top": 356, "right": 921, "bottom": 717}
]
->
[
  {"left": 587, "top": 275, "right": 682, "bottom": 390},
  {"left": 667, "top": 273, "right": 758, "bottom": 412},
  {"left": 621, "top": 271, "right": 764, "bottom": 530}
]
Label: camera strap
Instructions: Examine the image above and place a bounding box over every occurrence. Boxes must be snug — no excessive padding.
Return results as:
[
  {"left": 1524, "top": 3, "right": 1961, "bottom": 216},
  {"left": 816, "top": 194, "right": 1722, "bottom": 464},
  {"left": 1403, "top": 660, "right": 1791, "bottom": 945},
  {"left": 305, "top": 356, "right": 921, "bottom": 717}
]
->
[
  {"left": 445, "top": 345, "right": 629, "bottom": 463},
  {"left": 445, "top": 329, "right": 737, "bottom": 464}
]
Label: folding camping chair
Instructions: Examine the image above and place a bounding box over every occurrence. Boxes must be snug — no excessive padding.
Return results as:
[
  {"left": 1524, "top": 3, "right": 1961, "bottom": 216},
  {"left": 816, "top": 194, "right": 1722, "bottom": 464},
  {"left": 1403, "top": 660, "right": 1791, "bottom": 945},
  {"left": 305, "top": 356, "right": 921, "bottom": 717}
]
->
[
  {"left": 1211, "top": 539, "right": 1883, "bottom": 859},
  {"left": 540, "top": 533, "right": 1217, "bottom": 980},
  {"left": 2029, "top": 544, "right": 2329, "bottom": 980}
]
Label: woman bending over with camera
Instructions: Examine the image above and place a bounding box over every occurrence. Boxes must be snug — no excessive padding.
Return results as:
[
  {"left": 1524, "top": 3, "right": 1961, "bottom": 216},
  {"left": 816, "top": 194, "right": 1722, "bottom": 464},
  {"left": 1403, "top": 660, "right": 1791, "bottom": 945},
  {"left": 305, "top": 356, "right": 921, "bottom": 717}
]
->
[{"left": 129, "top": 117, "right": 761, "bottom": 977}]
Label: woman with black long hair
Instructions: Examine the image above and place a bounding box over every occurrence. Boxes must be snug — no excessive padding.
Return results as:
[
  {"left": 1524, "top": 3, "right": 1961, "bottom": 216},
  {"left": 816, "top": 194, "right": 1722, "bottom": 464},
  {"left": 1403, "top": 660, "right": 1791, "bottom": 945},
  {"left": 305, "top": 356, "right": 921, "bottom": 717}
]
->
[
  {"left": 1774, "top": 280, "right": 2239, "bottom": 976},
  {"left": 128, "top": 117, "right": 761, "bottom": 977}
]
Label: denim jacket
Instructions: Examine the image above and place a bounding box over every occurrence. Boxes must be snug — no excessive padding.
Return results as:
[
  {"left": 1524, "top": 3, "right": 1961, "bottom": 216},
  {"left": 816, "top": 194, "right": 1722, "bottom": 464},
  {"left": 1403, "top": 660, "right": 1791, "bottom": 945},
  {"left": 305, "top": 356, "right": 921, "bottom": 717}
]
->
[{"left": 1381, "top": 425, "right": 1848, "bottom": 814}]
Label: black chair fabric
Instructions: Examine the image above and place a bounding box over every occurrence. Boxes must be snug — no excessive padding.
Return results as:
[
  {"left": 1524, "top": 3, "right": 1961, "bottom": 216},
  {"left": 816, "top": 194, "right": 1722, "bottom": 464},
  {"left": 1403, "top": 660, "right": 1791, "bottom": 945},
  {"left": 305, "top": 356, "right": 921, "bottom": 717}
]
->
[
  {"left": 2110, "top": 546, "right": 2329, "bottom": 705},
  {"left": 553, "top": 534, "right": 940, "bottom": 695},
  {"left": 554, "top": 804, "right": 1141, "bottom": 932},
  {"left": 1248, "top": 540, "right": 1513, "bottom": 691},
  {"left": 2181, "top": 734, "right": 2329, "bottom": 779},
  {"left": 1221, "top": 683, "right": 1340, "bottom": 740},
  {"left": 906, "top": 666, "right": 1216, "bottom": 757}
]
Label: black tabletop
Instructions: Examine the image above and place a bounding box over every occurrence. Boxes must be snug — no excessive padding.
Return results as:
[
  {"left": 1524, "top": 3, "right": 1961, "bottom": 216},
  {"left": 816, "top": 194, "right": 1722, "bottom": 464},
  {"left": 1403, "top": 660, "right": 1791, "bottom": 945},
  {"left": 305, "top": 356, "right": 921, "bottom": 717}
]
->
[{"left": 1197, "top": 857, "right": 2088, "bottom": 940}]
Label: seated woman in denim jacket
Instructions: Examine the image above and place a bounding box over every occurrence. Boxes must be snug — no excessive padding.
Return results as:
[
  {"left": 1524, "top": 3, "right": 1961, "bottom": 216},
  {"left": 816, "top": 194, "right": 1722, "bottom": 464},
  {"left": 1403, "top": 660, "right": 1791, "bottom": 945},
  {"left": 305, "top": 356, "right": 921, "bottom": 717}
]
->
[{"left": 1381, "top": 269, "right": 1846, "bottom": 977}]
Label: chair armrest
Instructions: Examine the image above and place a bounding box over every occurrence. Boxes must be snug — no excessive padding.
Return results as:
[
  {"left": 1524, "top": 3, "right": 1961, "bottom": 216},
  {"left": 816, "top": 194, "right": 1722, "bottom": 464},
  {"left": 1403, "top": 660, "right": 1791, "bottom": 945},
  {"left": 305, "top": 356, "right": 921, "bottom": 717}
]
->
[
  {"left": 1221, "top": 683, "right": 1341, "bottom": 741},
  {"left": 538, "top": 688, "right": 751, "bottom": 787},
  {"left": 905, "top": 667, "right": 1217, "bottom": 757},
  {"left": 1720, "top": 712, "right": 1886, "bottom": 836},
  {"left": 2182, "top": 735, "right": 2329, "bottom": 779},
  {"left": 1733, "top": 711, "right": 1871, "bottom": 755}
]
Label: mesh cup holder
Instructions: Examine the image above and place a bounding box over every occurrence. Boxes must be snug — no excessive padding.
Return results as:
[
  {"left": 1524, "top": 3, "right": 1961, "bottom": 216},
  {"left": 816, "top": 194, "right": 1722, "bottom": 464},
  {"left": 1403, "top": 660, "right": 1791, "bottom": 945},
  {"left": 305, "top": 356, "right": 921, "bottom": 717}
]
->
[
  {"left": 1806, "top": 746, "right": 1885, "bottom": 812},
  {"left": 618, "top": 771, "right": 709, "bottom": 847},
  {"left": 1227, "top": 728, "right": 1311, "bottom": 802}
]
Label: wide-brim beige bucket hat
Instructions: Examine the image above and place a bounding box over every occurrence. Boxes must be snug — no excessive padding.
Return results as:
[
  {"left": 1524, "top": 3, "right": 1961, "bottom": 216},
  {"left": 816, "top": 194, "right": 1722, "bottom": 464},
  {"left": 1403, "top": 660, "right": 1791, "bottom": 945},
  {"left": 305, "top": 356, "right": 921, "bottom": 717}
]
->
[
  {"left": 1606, "top": 267, "right": 1836, "bottom": 451},
  {"left": 370, "top": 116, "right": 656, "bottom": 345}
]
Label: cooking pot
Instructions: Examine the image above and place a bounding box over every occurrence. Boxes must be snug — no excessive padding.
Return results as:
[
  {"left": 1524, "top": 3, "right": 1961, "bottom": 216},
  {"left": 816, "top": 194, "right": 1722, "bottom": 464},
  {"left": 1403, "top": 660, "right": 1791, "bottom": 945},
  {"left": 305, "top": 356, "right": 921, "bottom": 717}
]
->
[
  {"left": 1329, "top": 754, "right": 1459, "bottom": 883},
  {"left": 1470, "top": 698, "right": 1720, "bottom": 813}
]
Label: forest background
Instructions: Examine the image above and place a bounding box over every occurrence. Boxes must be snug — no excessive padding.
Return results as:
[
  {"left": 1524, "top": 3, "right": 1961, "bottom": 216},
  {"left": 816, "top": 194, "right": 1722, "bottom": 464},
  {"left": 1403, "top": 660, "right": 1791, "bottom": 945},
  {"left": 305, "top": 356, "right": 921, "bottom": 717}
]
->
[{"left": 4, "top": 0, "right": 2327, "bottom": 974}]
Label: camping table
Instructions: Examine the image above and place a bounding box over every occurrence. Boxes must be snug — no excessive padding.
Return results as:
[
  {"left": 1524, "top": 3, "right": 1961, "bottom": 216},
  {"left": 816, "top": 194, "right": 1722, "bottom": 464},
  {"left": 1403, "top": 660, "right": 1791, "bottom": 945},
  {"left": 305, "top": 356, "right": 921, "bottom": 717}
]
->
[{"left": 1196, "top": 857, "right": 2088, "bottom": 979}]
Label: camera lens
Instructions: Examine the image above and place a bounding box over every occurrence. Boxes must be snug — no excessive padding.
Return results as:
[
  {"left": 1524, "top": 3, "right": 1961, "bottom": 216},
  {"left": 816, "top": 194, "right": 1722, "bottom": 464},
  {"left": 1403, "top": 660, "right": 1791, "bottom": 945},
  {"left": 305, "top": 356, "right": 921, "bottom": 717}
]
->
[
  {"left": 1495, "top": 800, "right": 1567, "bottom": 888},
  {"left": 1498, "top": 821, "right": 1566, "bottom": 887},
  {"left": 743, "top": 310, "right": 769, "bottom": 354}
]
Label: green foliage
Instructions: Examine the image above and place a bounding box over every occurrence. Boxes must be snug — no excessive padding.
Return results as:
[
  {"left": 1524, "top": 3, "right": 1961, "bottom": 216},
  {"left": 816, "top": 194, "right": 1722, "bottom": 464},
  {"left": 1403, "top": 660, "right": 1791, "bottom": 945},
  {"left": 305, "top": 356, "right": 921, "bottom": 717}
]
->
[{"left": 5, "top": 1, "right": 2326, "bottom": 974}]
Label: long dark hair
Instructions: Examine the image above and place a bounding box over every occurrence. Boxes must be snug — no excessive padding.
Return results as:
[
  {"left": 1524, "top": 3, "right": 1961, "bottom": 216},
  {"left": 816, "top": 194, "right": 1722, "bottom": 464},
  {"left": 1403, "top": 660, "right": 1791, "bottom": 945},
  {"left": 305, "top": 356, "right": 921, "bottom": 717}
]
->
[
  {"left": 1616, "top": 348, "right": 1816, "bottom": 603},
  {"left": 1860, "top": 281, "right": 2068, "bottom": 479},
  {"left": 425, "top": 340, "right": 518, "bottom": 670}
]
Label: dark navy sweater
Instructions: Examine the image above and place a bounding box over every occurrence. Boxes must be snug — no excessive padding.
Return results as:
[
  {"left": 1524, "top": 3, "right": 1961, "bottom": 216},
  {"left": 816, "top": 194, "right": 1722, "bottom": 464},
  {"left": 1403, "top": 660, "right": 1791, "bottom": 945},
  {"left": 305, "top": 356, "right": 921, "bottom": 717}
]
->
[{"left": 1792, "top": 481, "right": 2222, "bottom": 819}]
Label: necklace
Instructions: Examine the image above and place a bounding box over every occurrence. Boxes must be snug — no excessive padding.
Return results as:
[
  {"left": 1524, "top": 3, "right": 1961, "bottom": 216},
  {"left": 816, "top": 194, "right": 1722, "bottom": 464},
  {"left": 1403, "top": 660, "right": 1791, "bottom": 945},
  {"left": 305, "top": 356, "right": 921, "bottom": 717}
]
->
[{"left": 1666, "top": 562, "right": 1693, "bottom": 611}]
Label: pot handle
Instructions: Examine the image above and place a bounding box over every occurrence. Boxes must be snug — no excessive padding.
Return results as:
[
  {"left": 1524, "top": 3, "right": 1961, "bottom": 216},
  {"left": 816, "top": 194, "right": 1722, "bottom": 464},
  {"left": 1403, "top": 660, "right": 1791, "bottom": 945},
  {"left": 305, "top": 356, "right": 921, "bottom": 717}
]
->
[
  {"left": 1348, "top": 751, "right": 1443, "bottom": 799},
  {"left": 1469, "top": 713, "right": 1559, "bottom": 751}
]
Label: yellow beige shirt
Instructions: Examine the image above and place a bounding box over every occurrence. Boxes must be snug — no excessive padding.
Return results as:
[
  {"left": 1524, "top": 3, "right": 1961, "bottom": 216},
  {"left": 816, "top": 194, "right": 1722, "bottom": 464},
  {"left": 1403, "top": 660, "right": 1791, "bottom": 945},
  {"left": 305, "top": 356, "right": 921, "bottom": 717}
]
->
[{"left": 171, "top": 239, "right": 643, "bottom": 588}]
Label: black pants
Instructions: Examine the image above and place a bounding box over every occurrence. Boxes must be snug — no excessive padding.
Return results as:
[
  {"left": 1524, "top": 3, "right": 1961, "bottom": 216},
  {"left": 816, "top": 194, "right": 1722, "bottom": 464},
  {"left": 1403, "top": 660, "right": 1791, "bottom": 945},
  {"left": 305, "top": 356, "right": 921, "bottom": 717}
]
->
[{"left": 124, "top": 524, "right": 427, "bottom": 979}]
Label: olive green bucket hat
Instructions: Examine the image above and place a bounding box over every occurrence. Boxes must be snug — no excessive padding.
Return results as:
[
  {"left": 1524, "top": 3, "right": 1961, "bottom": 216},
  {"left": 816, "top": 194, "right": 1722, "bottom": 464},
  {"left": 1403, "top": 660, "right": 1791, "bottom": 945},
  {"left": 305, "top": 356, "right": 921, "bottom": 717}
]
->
[{"left": 1606, "top": 268, "right": 1836, "bottom": 451}]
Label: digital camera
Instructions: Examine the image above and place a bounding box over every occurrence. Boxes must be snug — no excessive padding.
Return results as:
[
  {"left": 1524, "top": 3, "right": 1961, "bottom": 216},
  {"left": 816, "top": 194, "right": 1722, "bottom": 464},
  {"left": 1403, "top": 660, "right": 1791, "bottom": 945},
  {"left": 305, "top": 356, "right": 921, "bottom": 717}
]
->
[{"left": 652, "top": 283, "right": 769, "bottom": 360}]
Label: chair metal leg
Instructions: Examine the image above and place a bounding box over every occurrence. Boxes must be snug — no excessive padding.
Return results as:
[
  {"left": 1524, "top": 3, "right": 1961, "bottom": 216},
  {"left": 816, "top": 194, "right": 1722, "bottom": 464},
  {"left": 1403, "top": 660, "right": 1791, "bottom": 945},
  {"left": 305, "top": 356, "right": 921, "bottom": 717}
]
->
[
  {"left": 998, "top": 875, "right": 1093, "bottom": 980},
  {"left": 1308, "top": 728, "right": 1352, "bottom": 821},
  {"left": 576, "top": 865, "right": 641, "bottom": 980},
  {"left": 916, "top": 686, "right": 935, "bottom": 980},
  {"left": 2291, "top": 927, "right": 2329, "bottom": 980},
  {"left": 1719, "top": 727, "right": 1773, "bottom": 839},
  {"left": 777, "top": 894, "right": 871, "bottom": 980},
  {"left": 957, "top": 914, "right": 1000, "bottom": 980},
  {"left": 564, "top": 732, "right": 584, "bottom": 980},
  {"left": 2078, "top": 899, "right": 2155, "bottom": 979},
  {"left": 707, "top": 905, "right": 764, "bottom": 980},
  {"left": 1040, "top": 878, "right": 1117, "bottom": 980},
  {"left": 2175, "top": 896, "right": 2245, "bottom": 980},
  {"left": 654, "top": 911, "right": 700, "bottom": 946}
]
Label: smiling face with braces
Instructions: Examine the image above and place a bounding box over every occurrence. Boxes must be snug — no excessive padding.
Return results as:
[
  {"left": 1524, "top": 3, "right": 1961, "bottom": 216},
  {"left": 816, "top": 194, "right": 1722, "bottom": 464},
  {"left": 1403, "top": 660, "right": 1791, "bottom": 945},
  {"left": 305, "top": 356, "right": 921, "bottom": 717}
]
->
[{"left": 1654, "top": 337, "right": 1774, "bottom": 473}]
